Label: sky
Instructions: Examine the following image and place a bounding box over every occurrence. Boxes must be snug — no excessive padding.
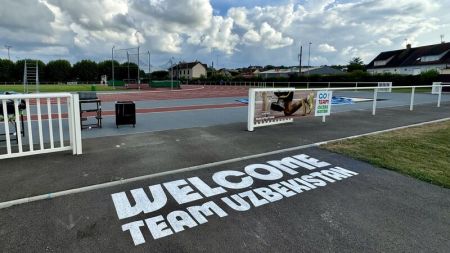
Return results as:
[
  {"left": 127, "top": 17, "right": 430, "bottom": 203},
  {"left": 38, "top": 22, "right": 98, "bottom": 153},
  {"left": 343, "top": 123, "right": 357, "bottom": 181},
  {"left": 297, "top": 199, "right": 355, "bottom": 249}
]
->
[{"left": 0, "top": 0, "right": 449, "bottom": 70}]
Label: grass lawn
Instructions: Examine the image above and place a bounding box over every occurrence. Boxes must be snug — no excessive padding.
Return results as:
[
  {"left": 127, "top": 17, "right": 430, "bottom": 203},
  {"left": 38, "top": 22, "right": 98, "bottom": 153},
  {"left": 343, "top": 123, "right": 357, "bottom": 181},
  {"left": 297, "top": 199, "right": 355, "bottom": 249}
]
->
[
  {"left": 323, "top": 121, "right": 450, "bottom": 188},
  {"left": 0, "top": 84, "right": 117, "bottom": 93}
]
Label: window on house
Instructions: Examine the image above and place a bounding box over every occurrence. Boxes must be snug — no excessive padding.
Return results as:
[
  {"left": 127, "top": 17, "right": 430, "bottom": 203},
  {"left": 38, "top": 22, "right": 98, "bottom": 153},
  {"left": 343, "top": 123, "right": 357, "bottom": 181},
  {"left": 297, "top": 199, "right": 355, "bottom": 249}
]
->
[
  {"left": 374, "top": 56, "right": 394, "bottom": 66},
  {"left": 420, "top": 50, "right": 450, "bottom": 62}
]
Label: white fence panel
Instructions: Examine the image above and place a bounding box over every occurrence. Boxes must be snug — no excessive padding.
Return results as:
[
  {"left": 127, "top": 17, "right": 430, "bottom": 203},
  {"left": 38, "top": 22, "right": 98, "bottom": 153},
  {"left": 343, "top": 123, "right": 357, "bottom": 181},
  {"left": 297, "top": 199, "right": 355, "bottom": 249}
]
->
[{"left": 0, "top": 93, "right": 82, "bottom": 159}]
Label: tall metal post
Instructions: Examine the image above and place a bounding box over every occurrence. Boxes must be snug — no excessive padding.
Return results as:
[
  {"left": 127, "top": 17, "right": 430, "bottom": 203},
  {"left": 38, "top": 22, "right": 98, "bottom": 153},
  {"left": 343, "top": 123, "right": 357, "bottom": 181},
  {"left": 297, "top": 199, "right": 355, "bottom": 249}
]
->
[
  {"left": 112, "top": 46, "right": 115, "bottom": 89},
  {"left": 36, "top": 60, "right": 39, "bottom": 93},
  {"left": 137, "top": 46, "right": 140, "bottom": 89},
  {"left": 298, "top": 44, "right": 302, "bottom": 77},
  {"left": 127, "top": 51, "right": 130, "bottom": 81},
  {"left": 23, "top": 60, "right": 27, "bottom": 93},
  {"left": 148, "top": 51, "right": 151, "bottom": 85},
  {"left": 307, "top": 42, "right": 312, "bottom": 83},
  {"left": 5, "top": 45, "right": 11, "bottom": 61},
  {"left": 170, "top": 58, "right": 174, "bottom": 90}
]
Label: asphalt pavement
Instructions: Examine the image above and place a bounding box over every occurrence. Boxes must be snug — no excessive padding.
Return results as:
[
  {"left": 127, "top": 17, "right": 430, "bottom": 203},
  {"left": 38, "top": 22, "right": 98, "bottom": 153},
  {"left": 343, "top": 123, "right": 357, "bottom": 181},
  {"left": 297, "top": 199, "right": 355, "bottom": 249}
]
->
[
  {"left": 1, "top": 148, "right": 449, "bottom": 252},
  {"left": 0, "top": 99, "right": 449, "bottom": 252}
]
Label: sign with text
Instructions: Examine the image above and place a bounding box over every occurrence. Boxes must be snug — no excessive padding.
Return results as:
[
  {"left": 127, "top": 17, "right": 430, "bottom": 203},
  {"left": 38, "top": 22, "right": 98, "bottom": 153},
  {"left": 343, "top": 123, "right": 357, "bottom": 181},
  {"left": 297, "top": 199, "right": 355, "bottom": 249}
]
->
[
  {"left": 432, "top": 82, "right": 442, "bottom": 94},
  {"left": 377, "top": 82, "right": 392, "bottom": 92},
  {"left": 315, "top": 90, "right": 332, "bottom": 116},
  {"left": 247, "top": 88, "right": 315, "bottom": 131}
]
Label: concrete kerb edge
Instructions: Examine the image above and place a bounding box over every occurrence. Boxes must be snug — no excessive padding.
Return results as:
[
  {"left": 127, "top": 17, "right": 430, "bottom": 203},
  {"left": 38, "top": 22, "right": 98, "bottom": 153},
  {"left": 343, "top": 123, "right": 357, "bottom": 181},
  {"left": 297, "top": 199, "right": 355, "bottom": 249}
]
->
[{"left": 0, "top": 117, "right": 449, "bottom": 210}]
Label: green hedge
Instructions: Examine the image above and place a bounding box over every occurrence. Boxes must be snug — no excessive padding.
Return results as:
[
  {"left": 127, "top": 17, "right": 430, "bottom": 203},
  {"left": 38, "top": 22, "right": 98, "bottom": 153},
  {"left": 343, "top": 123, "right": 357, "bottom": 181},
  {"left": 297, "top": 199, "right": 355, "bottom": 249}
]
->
[{"left": 150, "top": 80, "right": 181, "bottom": 88}]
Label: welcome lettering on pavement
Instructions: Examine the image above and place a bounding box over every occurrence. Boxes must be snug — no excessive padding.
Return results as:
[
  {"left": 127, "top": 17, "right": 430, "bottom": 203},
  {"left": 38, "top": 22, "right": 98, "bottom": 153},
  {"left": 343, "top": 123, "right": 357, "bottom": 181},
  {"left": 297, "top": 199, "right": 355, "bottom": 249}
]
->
[{"left": 111, "top": 154, "right": 359, "bottom": 246}]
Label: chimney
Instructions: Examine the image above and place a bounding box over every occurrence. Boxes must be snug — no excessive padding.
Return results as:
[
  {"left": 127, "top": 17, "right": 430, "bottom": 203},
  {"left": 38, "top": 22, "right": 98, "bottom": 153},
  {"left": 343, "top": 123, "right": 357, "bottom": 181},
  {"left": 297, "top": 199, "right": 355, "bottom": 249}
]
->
[{"left": 406, "top": 44, "right": 412, "bottom": 50}]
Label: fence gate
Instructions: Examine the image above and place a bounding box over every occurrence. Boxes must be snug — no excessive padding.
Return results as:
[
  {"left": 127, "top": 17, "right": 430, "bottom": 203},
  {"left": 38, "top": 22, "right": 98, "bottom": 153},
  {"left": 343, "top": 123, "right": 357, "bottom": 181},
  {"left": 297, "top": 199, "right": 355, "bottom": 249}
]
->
[{"left": 0, "top": 93, "right": 82, "bottom": 159}]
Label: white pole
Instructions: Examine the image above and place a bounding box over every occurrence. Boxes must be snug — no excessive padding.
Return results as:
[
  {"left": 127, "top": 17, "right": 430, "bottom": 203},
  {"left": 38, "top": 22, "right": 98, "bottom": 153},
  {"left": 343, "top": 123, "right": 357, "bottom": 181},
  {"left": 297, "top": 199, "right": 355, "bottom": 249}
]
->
[
  {"left": 437, "top": 85, "right": 442, "bottom": 107},
  {"left": 410, "top": 87, "right": 415, "bottom": 111},
  {"left": 322, "top": 115, "right": 326, "bottom": 123},
  {"left": 72, "top": 94, "right": 82, "bottom": 155},
  {"left": 247, "top": 89, "right": 256, "bottom": 131},
  {"left": 372, "top": 88, "right": 378, "bottom": 115}
]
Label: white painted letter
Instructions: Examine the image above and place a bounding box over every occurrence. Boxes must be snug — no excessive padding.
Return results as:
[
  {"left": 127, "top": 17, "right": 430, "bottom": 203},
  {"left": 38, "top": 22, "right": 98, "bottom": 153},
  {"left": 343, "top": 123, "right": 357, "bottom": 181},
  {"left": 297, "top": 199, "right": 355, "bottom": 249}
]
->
[
  {"left": 187, "top": 201, "right": 228, "bottom": 224},
  {"left": 331, "top": 167, "right": 359, "bottom": 177},
  {"left": 253, "top": 187, "right": 284, "bottom": 202},
  {"left": 269, "top": 183, "right": 297, "bottom": 197},
  {"left": 213, "top": 170, "right": 254, "bottom": 189},
  {"left": 301, "top": 175, "right": 327, "bottom": 187},
  {"left": 281, "top": 179, "right": 312, "bottom": 193},
  {"left": 145, "top": 215, "right": 173, "bottom": 240},
  {"left": 167, "top": 210, "right": 198, "bottom": 233},
  {"left": 245, "top": 164, "right": 283, "bottom": 181},
  {"left": 222, "top": 195, "right": 251, "bottom": 211},
  {"left": 164, "top": 179, "right": 203, "bottom": 205},
  {"left": 321, "top": 170, "right": 347, "bottom": 180},
  {"left": 112, "top": 185, "right": 167, "bottom": 220},
  {"left": 188, "top": 177, "right": 227, "bottom": 197},
  {"left": 293, "top": 154, "right": 330, "bottom": 168},
  {"left": 310, "top": 172, "right": 336, "bottom": 183},
  {"left": 122, "top": 220, "right": 146, "bottom": 246},
  {"left": 239, "top": 190, "right": 269, "bottom": 207}
]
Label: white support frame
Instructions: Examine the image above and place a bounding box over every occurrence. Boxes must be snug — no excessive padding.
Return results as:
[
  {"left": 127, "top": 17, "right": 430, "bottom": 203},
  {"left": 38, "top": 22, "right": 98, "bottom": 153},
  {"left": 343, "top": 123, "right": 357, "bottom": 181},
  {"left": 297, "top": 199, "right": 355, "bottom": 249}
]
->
[
  {"left": 247, "top": 88, "right": 294, "bottom": 132},
  {"left": 0, "top": 93, "right": 82, "bottom": 160}
]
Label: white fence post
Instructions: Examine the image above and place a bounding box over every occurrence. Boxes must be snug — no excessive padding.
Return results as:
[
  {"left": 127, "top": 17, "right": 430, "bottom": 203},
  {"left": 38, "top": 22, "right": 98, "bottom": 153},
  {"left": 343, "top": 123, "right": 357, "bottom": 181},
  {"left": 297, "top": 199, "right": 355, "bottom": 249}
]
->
[
  {"left": 410, "top": 87, "right": 415, "bottom": 111},
  {"left": 247, "top": 89, "right": 256, "bottom": 132},
  {"left": 437, "top": 85, "right": 442, "bottom": 108},
  {"left": 71, "top": 93, "right": 82, "bottom": 155},
  {"left": 372, "top": 88, "right": 378, "bottom": 115}
]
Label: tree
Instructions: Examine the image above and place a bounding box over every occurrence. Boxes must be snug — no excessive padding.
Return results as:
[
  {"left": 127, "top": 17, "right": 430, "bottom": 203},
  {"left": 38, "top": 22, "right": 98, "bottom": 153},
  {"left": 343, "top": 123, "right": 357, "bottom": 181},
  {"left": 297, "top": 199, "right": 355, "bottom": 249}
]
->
[
  {"left": 347, "top": 57, "right": 365, "bottom": 72},
  {"left": 150, "top": 71, "right": 168, "bottom": 80},
  {"left": 45, "top": 60, "right": 71, "bottom": 82},
  {"left": 0, "top": 59, "right": 15, "bottom": 82},
  {"left": 72, "top": 60, "right": 98, "bottom": 82},
  {"left": 98, "top": 60, "right": 120, "bottom": 81}
]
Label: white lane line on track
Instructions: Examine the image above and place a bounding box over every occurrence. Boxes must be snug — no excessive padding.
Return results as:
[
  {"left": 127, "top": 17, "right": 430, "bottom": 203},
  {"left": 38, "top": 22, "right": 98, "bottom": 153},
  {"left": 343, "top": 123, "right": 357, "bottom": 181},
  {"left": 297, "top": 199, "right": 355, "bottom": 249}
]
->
[{"left": 0, "top": 117, "right": 449, "bottom": 210}]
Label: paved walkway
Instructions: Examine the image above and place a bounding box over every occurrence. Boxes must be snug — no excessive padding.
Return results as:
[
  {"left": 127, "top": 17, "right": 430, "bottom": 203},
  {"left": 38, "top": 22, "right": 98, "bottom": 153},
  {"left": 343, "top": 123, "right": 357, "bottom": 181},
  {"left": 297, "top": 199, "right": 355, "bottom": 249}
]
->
[{"left": 0, "top": 98, "right": 449, "bottom": 252}]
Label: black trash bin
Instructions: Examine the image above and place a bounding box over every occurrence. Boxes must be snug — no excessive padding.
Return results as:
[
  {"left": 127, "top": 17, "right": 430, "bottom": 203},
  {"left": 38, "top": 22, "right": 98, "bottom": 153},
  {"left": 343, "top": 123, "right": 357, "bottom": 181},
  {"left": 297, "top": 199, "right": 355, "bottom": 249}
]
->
[{"left": 115, "top": 101, "right": 136, "bottom": 128}]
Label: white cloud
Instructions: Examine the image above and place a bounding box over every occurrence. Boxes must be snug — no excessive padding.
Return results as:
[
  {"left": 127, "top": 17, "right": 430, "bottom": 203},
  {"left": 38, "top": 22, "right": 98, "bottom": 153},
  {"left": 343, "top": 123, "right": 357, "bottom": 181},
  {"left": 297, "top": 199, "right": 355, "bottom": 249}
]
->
[
  {"left": 318, "top": 43, "right": 337, "bottom": 53},
  {"left": 0, "top": 0, "right": 449, "bottom": 67}
]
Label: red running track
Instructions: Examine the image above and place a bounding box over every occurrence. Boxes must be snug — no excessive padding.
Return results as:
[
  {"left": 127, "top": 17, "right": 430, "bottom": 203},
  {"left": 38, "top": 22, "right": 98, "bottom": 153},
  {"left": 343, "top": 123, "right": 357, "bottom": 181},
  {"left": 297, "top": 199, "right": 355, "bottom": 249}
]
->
[
  {"left": 98, "top": 85, "right": 249, "bottom": 102},
  {"left": 24, "top": 85, "right": 249, "bottom": 105}
]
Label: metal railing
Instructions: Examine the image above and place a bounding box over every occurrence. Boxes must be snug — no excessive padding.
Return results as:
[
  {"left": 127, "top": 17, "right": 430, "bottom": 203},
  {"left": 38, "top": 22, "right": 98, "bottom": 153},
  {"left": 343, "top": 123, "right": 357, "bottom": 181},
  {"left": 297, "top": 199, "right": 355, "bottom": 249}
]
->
[
  {"left": 0, "top": 93, "right": 82, "bottom": 159},
  {"left": 247, "top": 84, "right": 449, "bottom": 131}
]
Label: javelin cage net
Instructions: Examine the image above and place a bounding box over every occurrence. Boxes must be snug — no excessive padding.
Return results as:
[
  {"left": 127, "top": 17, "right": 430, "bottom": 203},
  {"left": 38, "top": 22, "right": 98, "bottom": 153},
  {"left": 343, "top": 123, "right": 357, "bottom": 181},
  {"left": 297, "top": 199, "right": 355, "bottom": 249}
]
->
[{"left": 112, "top": 47, "right": 149, "bottom": 87}]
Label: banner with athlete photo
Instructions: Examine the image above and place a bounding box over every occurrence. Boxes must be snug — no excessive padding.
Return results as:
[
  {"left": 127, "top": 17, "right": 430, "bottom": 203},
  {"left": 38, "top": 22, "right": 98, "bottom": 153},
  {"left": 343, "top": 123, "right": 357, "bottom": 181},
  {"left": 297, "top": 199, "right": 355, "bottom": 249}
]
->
[{"left": 248, "top": 88, "right": 315, "bottom": 131}]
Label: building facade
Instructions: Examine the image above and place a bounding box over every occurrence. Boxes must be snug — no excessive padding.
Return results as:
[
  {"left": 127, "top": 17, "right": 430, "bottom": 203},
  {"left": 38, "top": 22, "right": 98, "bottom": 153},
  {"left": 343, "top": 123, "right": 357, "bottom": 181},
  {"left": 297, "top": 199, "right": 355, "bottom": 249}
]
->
[
  {"left": 169, "top": 61, "right": 207, "bottom": 79},
  {"left": 367, "top": 43, "right": 450, "bottom": 75}
]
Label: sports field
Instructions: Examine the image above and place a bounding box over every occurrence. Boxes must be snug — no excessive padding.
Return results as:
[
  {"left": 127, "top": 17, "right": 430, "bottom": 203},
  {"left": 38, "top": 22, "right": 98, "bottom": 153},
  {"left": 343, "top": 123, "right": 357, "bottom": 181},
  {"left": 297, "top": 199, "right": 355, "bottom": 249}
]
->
[{"left": 0, "top": 84, "right": 116, "bottom": 92}]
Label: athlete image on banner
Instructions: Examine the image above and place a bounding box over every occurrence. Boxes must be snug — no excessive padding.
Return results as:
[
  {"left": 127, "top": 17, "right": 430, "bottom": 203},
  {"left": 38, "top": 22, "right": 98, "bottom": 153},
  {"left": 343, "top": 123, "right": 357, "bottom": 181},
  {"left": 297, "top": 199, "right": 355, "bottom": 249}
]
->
[{"left": 254, "top": 90, "right": 315, "bottom": 124}]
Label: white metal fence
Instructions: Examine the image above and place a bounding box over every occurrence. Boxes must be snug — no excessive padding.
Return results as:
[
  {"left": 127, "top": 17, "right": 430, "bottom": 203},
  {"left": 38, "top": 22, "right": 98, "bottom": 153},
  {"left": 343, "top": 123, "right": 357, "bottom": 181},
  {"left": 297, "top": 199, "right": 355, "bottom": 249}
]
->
[
  {"left": 0, "top": 93, "right": 82, "bottom": 159},
  {"left": 247, "top": 84, "right": 449, "bottom": 131}
]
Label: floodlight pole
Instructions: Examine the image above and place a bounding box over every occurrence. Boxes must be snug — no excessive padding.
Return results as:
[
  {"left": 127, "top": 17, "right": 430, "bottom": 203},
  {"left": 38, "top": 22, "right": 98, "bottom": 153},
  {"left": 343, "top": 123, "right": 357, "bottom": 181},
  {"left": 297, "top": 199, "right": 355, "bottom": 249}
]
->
[
  {"left": 137, "top": 46, "right": 140, "bottom": 90},
  {"left": 5, "top": 45, "right": 12, "bottom": 61},
  {"left": 307, "top": 42, "right": 312, "bottom": 81},
  {"left": 298, "top": 44, "right": 303, "bottom": 77},
  {"left": 127, "top": 51, "right": 130, "bottom": 81},
  {"left": 112, "top": 46, "right": 115, "bottom": 89},
  {"left": 170, "top": 57, "right": 174, "bottom": 90},
  {"left": 148, "top": 51, "right": 151, "bottom": 84}
]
